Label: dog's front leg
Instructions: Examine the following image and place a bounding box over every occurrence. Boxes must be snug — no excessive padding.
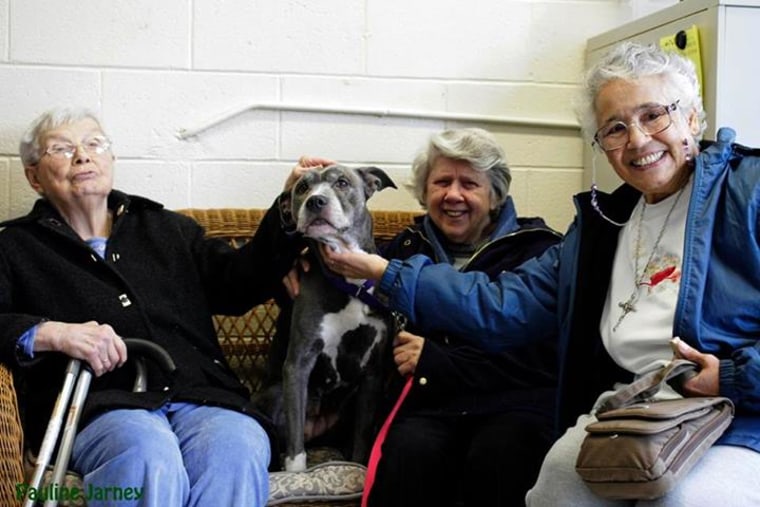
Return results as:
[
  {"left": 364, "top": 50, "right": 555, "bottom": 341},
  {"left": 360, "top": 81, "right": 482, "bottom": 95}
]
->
[{"left": 282, "top": 350, "right": 318, "bottom": 472}]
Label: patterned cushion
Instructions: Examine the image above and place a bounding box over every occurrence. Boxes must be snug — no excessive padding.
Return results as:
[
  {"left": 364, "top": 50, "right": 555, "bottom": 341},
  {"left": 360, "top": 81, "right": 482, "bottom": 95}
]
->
[
  {"left": 25, "top": 458, "right": 364, "bottom": 507},
  {"left": 268, "top": 461, "right": 366, "bottom": 506}
]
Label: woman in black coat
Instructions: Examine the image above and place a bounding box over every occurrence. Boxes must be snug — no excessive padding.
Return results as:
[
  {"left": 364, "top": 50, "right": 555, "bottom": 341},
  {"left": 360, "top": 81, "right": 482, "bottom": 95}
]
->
[
  {"left": 365, "top": 128, "right": 561, "bottom": 507},
  {"left": 0, "top": 107, "right": 297, "bottom": 506}
]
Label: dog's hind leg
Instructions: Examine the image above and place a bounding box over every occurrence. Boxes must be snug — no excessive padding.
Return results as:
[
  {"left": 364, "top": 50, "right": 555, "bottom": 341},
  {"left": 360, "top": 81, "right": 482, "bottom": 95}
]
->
[{"left": 350, "top": 345, "right": 386, "bottom": 464}]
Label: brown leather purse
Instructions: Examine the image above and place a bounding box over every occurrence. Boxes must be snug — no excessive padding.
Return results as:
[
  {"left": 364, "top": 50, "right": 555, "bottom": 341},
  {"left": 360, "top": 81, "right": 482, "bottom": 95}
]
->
[{"left": 575, "top": 359, "right": 734, "bottom": 500}]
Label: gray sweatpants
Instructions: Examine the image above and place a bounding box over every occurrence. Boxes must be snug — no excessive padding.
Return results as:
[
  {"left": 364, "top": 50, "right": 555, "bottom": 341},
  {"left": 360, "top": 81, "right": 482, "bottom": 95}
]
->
[{"left": 526, "top": 412, "right": 760, "bottom": 506}]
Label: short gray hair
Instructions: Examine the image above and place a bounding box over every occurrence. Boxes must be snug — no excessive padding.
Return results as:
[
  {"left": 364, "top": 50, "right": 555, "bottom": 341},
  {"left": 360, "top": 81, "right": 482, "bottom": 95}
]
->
[
  {"left": 19, "top": 107, "right": 105, "bottom": 167},
  {"left": 410, "top": 128, "right": 511, "bottom": 208},
  {"left": 576, "top": 41, "right": 707, "bottom": 145}
]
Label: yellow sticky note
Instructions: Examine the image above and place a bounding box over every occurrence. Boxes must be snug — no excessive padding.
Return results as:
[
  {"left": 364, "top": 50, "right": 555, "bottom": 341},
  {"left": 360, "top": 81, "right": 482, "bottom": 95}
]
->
[{"left": 660, "top": 25, "right": 704, "bottom": 99}]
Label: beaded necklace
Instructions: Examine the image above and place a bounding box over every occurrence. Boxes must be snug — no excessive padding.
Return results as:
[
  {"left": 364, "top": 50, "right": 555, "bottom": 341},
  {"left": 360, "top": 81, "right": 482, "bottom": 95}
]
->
[{"left": 612, "top": 185, "right": 686, "bottom": 331}]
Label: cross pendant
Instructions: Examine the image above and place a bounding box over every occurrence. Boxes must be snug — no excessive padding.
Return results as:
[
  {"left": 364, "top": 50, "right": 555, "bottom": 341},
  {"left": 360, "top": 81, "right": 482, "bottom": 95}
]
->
[
  {"left": 613, "top": 299, "right": 636, "bottom": 331},
  {"left": 619, "top": 300, "right": 636, "bottom": 314}
]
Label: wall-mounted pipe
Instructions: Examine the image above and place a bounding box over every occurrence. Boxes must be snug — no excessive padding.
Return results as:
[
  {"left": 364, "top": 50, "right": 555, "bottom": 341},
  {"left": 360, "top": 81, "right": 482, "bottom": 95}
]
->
[{"left": 176, "top": 103, "right": 580, "bottom": 140}]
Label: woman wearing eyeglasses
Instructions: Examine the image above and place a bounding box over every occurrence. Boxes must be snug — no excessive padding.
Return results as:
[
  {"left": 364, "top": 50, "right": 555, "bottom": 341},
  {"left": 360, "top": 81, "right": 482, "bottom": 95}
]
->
[
  {"left": 0, "top": 108, "right": 300, "bottom": 506},
  {"left": 322, "top": 41, "right": 760, "bottom": 505}
]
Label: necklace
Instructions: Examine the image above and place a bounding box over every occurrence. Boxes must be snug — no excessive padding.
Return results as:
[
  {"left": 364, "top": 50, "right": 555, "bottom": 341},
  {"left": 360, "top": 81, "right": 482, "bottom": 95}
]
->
[{"left": 612, "top": 186, "right": 686, "bottom": 331}]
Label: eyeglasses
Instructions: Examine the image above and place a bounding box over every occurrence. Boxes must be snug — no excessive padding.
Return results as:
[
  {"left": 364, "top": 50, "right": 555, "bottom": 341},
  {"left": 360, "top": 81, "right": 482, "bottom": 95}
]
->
[
  {"left": 593, "top": 101, "right": 679, "bottom": 152},
  {"left": 42, "top": 136, "right": 112, "bottom": 160}
]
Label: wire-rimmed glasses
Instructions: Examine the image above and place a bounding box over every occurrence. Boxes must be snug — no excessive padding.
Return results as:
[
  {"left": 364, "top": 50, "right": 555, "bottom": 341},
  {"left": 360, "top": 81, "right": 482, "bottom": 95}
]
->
[
  {"left": 42, "top": 136, "right": 112, "bottom": 160},
  {"left": 593, "top": 101, "right": 679, "bottom": 152}
]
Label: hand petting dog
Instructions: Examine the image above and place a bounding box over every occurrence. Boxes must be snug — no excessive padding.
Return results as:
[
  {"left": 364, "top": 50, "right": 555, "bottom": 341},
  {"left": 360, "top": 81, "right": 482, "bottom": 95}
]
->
[
  {"left": 283, "top": 156, "right": 337, "bottom": 191},
  {"left": 320, "top": 243, "right": 389, "bottom": 281}
]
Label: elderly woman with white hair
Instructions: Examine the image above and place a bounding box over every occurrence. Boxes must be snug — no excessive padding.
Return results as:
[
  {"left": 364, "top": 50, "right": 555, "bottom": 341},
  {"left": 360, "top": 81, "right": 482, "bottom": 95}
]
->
[
  {"left": 0, "top": 108, "right": 299, "bottom": 506},
  {"left": 323, "top": 43, "right": 760, "bottom": 505},
  {"left": 358, "top": 128, "right": 561, "bottom": 507}
]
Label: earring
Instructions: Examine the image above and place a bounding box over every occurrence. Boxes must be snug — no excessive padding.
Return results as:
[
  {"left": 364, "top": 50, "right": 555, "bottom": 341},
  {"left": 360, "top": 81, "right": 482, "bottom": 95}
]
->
[{"left": 683, "top": 139, "right": 692, "bottom": 162}]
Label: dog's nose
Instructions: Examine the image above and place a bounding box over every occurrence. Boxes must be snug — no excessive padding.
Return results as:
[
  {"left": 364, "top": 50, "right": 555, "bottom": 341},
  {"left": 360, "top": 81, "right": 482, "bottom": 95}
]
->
[{"left": 306, "top": 195, "right": 328, "bottom": 211}]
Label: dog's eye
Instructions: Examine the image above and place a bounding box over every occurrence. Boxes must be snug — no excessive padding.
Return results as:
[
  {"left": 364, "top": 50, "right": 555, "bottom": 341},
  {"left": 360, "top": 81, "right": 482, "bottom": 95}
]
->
[
  {"left": 334, "top": 177, "right": 349, "bottom": 189},
  {"left": 295, "top": 180, "right": 309, "bottom": 195}
]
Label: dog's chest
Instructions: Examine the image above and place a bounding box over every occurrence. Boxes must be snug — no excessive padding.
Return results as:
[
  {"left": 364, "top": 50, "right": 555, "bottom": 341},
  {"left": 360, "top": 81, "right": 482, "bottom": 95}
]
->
[{"left": 316, "top": 298, "right": 387, "bottom": 380}]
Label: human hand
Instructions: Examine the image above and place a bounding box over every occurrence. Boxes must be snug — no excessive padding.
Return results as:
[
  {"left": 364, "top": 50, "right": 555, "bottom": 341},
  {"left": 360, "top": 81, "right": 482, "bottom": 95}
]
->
[
  {"left": 35, "top": 321, "right": 127, "bottom": 377},
  {"left": 282, "top": 248, "right": 311, "bottom": 299},
  {"left": 319, "top": 243, "right": 389, "bottom": 281},
  {"left": 670, "top": 337, "right": 720, "bottom": 396},
  {"left": 393, "top": 331, "right": 424, "bottom": 376},
  {"left": 283, "top": 156, "right": 338, "bottom": 192}
]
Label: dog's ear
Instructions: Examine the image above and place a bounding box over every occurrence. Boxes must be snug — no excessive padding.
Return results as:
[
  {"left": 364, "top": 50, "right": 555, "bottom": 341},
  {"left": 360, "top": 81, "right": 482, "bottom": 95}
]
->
[
  {"left": 278, "top": 189, "right": 297, "bottom": 231},
  {"left": 356, "top": 166, "right": 397, "bottom": 198}
]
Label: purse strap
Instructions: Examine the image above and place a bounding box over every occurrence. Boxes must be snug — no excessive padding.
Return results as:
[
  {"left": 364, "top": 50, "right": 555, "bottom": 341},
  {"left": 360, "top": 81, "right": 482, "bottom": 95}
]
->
[{"left": 597, "top": 359, "right": 698, "bottom": 414}]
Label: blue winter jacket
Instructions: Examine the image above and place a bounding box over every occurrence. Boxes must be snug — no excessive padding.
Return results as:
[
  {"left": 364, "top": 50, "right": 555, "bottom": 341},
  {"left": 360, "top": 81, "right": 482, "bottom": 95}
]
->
[{"left": 376, "top": 128, "right": 760, "bottom": 452}]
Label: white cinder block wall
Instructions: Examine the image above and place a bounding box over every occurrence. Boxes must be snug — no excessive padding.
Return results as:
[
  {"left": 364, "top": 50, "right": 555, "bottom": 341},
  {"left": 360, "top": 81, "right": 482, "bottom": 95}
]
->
[{"left": 0, "top": 0, "right": 677, "bottom": 231}]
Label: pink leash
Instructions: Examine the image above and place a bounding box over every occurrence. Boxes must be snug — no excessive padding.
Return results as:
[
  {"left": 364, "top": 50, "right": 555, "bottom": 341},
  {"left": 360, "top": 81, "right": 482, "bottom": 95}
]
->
[{"left": 361, "top": 376, "right": 414, "bottom": 507}]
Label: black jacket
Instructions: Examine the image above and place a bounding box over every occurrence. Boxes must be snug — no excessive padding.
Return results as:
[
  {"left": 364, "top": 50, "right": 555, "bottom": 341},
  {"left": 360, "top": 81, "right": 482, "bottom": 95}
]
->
[
  {"left": 0, "top": 191, "right": 297, "bottom": 452},
  {"left": 382, "top": 201, "right": 562, "bottom": 420}
]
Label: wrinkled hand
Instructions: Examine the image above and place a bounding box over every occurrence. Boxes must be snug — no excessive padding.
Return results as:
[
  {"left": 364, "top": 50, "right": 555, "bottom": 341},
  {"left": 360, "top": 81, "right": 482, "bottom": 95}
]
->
[
  {"left": 319, "top": 243, "right": 388, "bottom": 281},
  {"left": 35, "top": 321, "right": 127, "bottom": 377},
  {"left": 283, "top": 156, "right": 338, "bottom": 192},
  {"left": 671, "top": 337, "right": 720, "bottom": 396},
  {"left": 282, "top": 248, "right": 311, "bottom": 299},
  {"left": 394, "top": 331, "right": 424, "bottom": 376}
]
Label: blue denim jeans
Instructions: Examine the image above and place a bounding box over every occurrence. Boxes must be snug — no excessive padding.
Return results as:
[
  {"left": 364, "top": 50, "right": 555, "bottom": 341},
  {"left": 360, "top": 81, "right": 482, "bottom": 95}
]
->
[{"left": 71, "top": 402, "right": 270, "bottom": 507}]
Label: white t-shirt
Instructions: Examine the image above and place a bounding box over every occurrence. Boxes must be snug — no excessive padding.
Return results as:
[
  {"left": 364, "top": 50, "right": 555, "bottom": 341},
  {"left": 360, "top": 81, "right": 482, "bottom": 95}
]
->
[{"left": 600, "top": 178, "right": 693, "bottom": 376}]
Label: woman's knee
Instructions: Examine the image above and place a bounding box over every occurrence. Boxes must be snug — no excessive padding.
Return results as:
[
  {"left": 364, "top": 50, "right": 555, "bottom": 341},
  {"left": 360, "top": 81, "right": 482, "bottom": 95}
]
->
[
  {"left": 383, "top": 416, "right": 452, "bottom": 462},
  {"left": 176, "top": 407, "right": 271, "bottom": 471},
  {"left": 643, "top": 445, "right": 760, "bottom": 507},
  {"left": 467, "top": 414, "right": 552, "bottom": 467},
  {"left": 526, "top": 416, "right": 610, "bottom": 507},
  {"left": 73, "top": 409, "right": 184, "bottom": 476}
]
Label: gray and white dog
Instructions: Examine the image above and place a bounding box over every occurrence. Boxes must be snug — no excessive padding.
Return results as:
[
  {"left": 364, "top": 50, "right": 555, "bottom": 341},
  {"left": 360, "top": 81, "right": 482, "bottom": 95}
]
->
[{"left": 267, "top": 164, "right": 397, "bottom": 471}]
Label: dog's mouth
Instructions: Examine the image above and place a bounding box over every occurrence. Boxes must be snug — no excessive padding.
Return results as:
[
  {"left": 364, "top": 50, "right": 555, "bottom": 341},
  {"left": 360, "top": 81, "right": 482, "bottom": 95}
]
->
[
  {"left": 300, "top": 217, "right": 339, "bottom": 235},
  {"left": 300, "top": 217, "right": 342, "bottom": 238},
  {"left": 309, "top": 218, "right": 332, "bottom": 227},
  {"left": 299, "top": 218, "right": 355, "bottom": 251}
]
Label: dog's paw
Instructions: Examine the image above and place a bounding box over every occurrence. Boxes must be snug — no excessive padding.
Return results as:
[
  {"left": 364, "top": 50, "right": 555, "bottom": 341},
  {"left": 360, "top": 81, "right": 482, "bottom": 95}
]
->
[{"left": 285, "top": 452, "right": 308, "bottom": 472}]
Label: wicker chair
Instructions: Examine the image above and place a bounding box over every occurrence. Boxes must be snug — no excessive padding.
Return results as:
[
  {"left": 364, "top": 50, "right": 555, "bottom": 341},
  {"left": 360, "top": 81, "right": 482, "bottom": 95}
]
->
[
  {"left": 0, "top": 208, "right": 420, "bottom": 507},
  {"left": 0, "top": 364, "right": 24, "bottom": 506}
]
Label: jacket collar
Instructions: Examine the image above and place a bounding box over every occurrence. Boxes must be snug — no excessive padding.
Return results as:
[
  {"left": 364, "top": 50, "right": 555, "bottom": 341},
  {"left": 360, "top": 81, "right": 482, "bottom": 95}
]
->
[
  {"left": 421, "top": 196, "right": 521, "bottom": 263},
  {"left": 0, "top": 190, "right": 164, "bottom": 229}
]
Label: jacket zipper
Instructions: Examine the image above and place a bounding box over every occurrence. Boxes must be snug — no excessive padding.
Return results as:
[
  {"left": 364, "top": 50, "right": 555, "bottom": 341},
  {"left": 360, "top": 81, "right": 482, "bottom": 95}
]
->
[{"left": 460, "top": 227, "right": 562, "bottom": 272}]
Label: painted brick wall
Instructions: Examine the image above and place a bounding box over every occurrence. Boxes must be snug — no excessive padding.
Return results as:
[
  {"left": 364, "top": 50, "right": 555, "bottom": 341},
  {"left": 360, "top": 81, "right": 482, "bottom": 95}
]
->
[{"left": 0, "top": 0, "right": 676, "bottom": 231}]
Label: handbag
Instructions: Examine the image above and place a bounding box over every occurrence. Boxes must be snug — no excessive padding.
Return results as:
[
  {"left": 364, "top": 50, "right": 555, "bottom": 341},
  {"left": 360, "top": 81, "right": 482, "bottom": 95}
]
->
[{"left": 575, "top": 359, "right": 734, "bottom": 500}]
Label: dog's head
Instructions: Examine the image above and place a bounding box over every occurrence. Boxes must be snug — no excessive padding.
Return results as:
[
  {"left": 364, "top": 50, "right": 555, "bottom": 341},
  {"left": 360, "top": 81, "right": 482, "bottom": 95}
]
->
[{"left": 291, "top": 164, "right": 396, "bottom": 252}]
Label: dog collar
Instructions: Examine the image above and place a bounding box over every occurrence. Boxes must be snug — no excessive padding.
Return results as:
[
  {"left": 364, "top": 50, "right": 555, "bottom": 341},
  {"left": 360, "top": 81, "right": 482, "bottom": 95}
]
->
[{"left": 326, "top": 274, "right": 386, "bottom": 311}]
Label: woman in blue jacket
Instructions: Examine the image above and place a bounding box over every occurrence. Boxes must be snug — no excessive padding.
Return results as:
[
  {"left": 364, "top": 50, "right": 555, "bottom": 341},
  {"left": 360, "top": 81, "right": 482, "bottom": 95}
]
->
[{"left": 323, "top": 42, "right": 760, "bottom": 505}]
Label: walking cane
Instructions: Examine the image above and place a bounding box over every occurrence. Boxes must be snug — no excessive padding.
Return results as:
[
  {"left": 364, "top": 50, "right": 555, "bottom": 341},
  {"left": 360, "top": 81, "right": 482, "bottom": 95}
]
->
[{"left": 23, "top": 338, "right": 176, "bottom": 507}]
